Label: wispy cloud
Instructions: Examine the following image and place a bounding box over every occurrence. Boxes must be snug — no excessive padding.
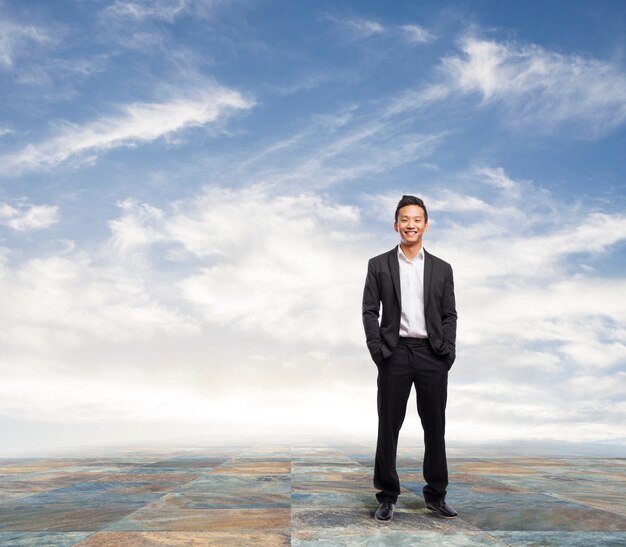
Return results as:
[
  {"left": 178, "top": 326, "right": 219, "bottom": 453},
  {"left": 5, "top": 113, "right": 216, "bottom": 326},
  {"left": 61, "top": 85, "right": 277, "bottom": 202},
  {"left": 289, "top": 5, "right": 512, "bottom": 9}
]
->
[
  {"left": 327, "top": 15, "right": 435, "bottom": 45},
  {"left": 14, "top": 55, "right": 109, "bottom": 88},
  {"left": 334, "top": 16, "right": 385, "bottom": 38},
  {"left": 0, "top": 10, "right": 105, "bottom": 101},
  {"left": 104, "top": 0, "right": 186, "bottom": 22},
  {"left": 400, "top": 24, "right": 435, "bottom": 44},
  {"left": 265, "top": 72, "right": 339, "bottom": 98},
  {"left": 474, "top": 165, "right": 520, "bottom": 191},
  {"left": 349, "top": 18, "right": 384, "bottom": 36},
  {"left": 0, "top": 82, "right": 254, "bottom": 174},
  {"left": 102, "top": 0, "right": 218, "bottom": 22},
  {"left": 0, "top": 202, "right": 59, "bottom": 231},
  {"left": 0, "top": 19, "right": 54, "bottom": 68},
  {"left": 222, "top": 101, "right": 446, "bottom": 191},
  {"left": 382, "top": 34, "right": 626, "bottom": 137},
  {"left": 441, "top": 36, "right": 626, "bottom": 136},
  {"left": 256, "top": 129, "right": 444, "bottom": 189}
]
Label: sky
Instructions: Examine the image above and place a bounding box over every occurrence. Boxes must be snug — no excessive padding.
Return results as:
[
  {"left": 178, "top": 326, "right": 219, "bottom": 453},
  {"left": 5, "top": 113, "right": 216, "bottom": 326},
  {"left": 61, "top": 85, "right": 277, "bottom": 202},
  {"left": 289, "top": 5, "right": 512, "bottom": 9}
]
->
[{"left": 1, "top": 0, "right": 625, "bottom": 454}]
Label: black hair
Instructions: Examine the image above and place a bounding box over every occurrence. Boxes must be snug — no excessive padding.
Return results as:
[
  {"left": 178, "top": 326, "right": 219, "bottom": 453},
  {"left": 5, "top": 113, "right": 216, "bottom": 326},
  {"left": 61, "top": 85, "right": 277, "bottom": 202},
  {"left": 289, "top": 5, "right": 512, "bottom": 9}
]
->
[{"left": 394, "top": 195, "right": 428, "bottom": 223}]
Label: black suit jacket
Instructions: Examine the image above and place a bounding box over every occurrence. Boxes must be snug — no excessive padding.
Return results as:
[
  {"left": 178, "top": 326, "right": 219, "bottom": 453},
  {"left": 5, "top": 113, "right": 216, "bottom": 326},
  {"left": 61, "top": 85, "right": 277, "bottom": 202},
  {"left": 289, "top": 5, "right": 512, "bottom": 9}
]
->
[{"left": 362, "top": 245, "right": 457, "bottom": 368}]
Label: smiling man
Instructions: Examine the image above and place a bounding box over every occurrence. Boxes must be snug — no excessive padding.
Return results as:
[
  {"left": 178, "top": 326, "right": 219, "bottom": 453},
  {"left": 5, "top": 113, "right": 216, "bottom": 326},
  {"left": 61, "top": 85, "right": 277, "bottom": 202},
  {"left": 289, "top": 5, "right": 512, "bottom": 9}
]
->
[{"left": 362, "top": 194, "right": 458, "bottom": 521}]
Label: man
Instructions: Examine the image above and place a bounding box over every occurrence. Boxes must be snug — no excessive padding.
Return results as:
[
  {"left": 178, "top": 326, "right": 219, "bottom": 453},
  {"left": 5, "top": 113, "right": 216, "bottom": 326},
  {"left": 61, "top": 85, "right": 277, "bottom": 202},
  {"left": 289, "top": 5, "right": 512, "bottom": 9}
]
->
[{"left": 362, "top": 194, "right": 458, "bottom": 521}]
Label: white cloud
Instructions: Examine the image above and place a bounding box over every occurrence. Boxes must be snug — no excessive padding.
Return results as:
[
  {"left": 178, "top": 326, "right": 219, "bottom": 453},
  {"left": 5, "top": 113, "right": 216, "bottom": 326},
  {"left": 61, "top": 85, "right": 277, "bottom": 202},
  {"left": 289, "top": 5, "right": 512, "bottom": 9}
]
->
[
  {"left": 474, "top": 165, "right": 520, "bottom": 191},
  {"left": 0, "top": 251, "right": 199, "bottom": 352},
  {"left": 0, "top": 186, "right": 378, "bottom": 446},
  {"left": 327, "top": 15, "right": 435, "bottom": 45},
  {"left": 0, "top": 12, "right": 105, "bottom": 99},
  {"left": 12, "top": 54, "right": 110, "bottom": 99},
  {"left": 0, "top": 82, "right": 254, "bottom": 174},
  {"left": 400, "top": 24, "right": 435, "bottom": 44},
  {"left": 448, "top": 381, "right": 625, "bottom": 443},
  {"left": 426, "top": 190, "right": 493, "bottom": 214},
  {"left": 108, "top": 198, "right": 166, "bottom": 255},
  {"left": 102, "top": 0, "right": 219, "bottom": 22},
  {"left": 0, "top": 19, "right": 53, "bottom": 68},
  {"left": 0, "top": 202, "right": 59, "bottom": 231},
  {"left": 104, "top": 0, "right": 186, "bottom": 22},
  {"left": 105, "top": 185, "right": 371, "bottom": 344},
  {"left": 1, "top": 166, "right": 624, "bottom": 447},
  {"left": 442, "top": 36, "right": 626, "bottom": 135},
  {"left": 324, "top": 14, "right": 385, "bottom": 39},
  {"left": 441, "top": 209, "right": 626, "bottom": 282},
  {"left": 568, "top": 372, "right": 626, "bottom": 399},
  {"left": 100, "top": 0, "right": 225, "bottom": 28},
  {"left": 344, "top": 18, "right": 385, "bottom": 37},
  {"left": 383, "top": 83, "right": 451, "bottom": 117}
]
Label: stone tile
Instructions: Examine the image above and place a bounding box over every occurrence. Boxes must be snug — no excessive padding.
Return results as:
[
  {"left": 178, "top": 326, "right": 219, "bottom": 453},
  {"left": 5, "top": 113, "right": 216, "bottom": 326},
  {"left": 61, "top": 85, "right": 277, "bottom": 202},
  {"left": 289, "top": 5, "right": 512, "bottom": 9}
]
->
[
  {"left": 107, "top": 507, "right": 291, "bottom": 532},
  {"left": 1, "top": 442, "right": 625, "bottom": 544},
  {"left": 75, "top": 530, "right": 290, "bottom": 546},
  {"left": 491, "top": 531, "right": 626, "bottom": 546},
  {"left": 291, "top": 491, "right": 374, "bottom": 509},
  {"left": 183, "top": 473, "right": 290, "bottom": 493},
  {"left": 93, "top": 473, "right": 201, "bottom": 492},
  {"left": 454, "top": 491, "right": 626, "bottom": 532},
  {"left": 142, "top": 458, "right": 227, "bottom": 469},
  {"left": 291, "top": 506, "right": 476, "bottom": 532},
  {"left": 562, "top": 494, "right": 626, "bottom": 518},
  {"left": 454, "top": 461, "right": 539, "bottom": 476},
  {"left": 292, "top": 529, "right": 506, "bottom": 546},
  {"left": 292, "top": 478, "right": 373, "bottom": 494},
  {"left": 0, "top": 532, "right": 91, "bottom": 546},
  {"left": 142, "top": 490, "right": 291, "bottom": 510},
  {"left": 207, "top": 462, "right": 290, "bottom": 475},
  {"left": 0, "top": 504, "right": 138, "bottom": 532}
]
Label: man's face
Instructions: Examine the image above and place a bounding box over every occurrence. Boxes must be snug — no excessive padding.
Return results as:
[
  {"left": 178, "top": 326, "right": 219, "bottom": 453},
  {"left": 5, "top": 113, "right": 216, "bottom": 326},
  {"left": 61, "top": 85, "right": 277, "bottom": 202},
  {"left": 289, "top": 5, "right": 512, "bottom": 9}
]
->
[{"left": 394, "top": 204, "right": 428, "bottom": 245}]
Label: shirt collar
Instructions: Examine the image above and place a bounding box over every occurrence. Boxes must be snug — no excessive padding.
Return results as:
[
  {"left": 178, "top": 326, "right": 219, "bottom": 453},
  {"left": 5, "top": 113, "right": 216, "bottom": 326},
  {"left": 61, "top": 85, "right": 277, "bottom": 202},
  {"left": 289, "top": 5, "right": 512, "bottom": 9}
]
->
[{"left": 398, "top": 244, "right": 424, "bottom": 263}]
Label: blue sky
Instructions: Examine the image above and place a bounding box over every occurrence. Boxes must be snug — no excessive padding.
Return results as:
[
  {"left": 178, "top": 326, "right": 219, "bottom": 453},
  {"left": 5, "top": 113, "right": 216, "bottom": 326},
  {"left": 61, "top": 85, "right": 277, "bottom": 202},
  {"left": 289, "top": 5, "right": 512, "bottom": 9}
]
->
[{"left": 1, "top": 0, "right": 625, "bottom": 453}]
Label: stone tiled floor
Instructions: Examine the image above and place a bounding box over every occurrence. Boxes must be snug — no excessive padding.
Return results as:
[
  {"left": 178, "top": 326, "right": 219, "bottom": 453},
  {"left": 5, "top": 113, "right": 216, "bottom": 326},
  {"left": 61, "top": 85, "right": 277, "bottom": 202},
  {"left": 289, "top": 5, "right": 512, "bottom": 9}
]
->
[{"left": 0, "top": 440, "right": 625, "bottom": 545}]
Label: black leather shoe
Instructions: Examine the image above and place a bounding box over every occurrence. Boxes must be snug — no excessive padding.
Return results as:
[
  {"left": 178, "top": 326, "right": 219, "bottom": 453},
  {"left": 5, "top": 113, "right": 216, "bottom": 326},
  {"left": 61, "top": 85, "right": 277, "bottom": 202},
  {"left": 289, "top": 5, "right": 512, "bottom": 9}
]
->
[
  {"left": 425, "top": 500, "right": 458, "bottom": 518},
  {"left": 374, "top": 502, "right": 395, "bottom": 521}
]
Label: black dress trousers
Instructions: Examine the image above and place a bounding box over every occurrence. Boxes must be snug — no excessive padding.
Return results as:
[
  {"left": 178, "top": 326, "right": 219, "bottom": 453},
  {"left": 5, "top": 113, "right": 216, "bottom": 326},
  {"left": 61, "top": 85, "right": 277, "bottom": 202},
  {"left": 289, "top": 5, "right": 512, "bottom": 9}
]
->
[{"left": 374, "top": 336, "right": 449, "bottom": 504}]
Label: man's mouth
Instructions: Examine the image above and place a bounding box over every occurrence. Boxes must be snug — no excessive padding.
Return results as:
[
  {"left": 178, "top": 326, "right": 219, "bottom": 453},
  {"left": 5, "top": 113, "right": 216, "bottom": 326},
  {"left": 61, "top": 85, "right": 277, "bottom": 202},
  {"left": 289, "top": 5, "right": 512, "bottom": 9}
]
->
[{"left": 405, "top": 230, "right": 417, "bottom": 235}]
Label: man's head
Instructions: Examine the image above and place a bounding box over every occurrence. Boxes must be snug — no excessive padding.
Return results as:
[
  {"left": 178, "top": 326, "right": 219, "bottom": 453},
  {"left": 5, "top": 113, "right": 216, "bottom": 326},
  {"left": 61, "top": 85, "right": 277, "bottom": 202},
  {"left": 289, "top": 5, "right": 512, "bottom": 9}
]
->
[{"left": 394, "top": 195, "right": 428, "bottom": 247}]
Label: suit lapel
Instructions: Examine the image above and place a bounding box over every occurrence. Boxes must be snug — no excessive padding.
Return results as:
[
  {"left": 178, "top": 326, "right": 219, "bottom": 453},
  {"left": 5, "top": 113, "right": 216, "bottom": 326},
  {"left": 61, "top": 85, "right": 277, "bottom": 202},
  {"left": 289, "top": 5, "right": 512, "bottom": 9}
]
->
[
  {"left": 423, "top": 248, "right": 433, "bottom": 312},
  {"left": 388, "top": 246, "right": 401, "bottom": 306}
]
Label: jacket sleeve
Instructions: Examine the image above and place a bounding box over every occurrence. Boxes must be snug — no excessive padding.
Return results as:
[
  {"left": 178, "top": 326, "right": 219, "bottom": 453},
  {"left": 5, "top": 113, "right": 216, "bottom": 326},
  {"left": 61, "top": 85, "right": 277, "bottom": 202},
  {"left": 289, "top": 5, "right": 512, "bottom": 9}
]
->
[
  {"left": 362, "top": 258, "right": 383, "bottom": 363},
  {"left": 441, "top": 263, "right": 457, "bottom": 365}
]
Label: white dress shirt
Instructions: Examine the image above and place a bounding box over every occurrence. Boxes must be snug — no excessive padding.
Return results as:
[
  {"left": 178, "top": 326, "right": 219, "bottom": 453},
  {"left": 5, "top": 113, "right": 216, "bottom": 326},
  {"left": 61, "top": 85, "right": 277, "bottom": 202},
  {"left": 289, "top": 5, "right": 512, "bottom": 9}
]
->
[{"left": 398, "top": 245, "right": 428, "bottom": 338}]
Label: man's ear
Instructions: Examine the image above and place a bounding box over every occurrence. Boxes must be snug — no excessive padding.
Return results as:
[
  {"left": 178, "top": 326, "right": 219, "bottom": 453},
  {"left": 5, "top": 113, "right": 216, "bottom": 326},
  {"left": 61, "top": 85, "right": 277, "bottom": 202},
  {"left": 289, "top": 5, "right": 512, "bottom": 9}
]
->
[
  {"left": 393, "top": 222, "right": 399, "bottom": 233},
  {"left": 424, "top": 222, "right": 429, "bottom": 233}
]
